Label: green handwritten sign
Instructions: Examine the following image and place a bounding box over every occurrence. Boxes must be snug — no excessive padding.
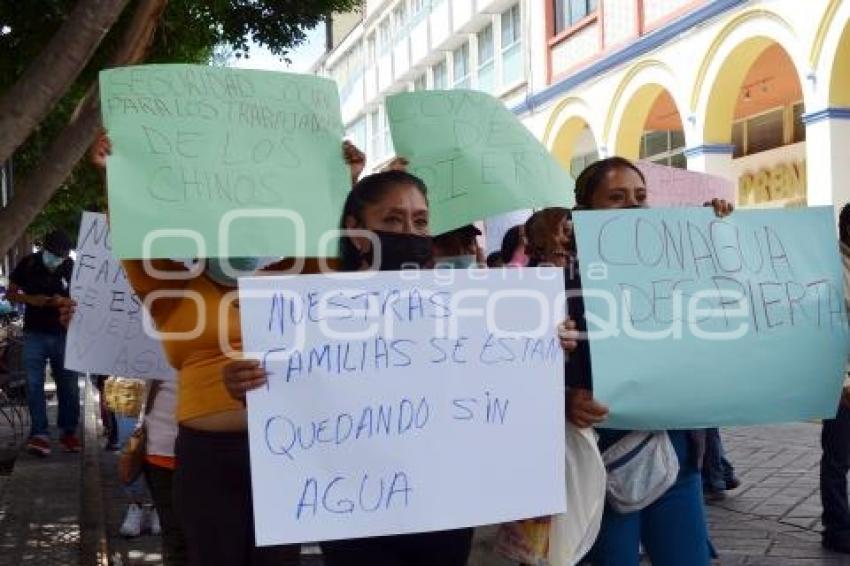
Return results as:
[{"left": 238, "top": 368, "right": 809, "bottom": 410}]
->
[
  {"left": 100, "top": 64, "right": 350, "bottom": 259},
  {"left": 387, "top": 91, "right": 574, "bottom": 234}
]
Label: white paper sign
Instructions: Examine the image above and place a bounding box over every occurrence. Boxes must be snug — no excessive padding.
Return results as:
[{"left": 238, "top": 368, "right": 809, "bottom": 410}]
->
[
  {"left": 239, "top": 268, "right": 567, "bottom": 545},
  {"left": 65, "top": 212, "right": 175, "bottom": 380}
]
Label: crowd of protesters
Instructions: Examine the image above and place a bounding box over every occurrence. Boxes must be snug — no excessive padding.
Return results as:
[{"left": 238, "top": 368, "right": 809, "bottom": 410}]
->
[{"left": 6, "top": 115, "right": 849, "bottom": 566}]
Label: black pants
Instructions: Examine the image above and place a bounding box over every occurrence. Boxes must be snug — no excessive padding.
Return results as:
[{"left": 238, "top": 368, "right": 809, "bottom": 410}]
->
[
  {"left": 174, "top": 426, "right": 300, "bottom": 566},
  {"left": 702, "top": 427, "right": 736, "bottom": 491},
  {"left": 320, "top": 528, "right": 473, "bottom": 566},
  {"left": 822, "top": 403, "right": 850, "bottom": 541},
  {"left": 144, "top": 463, "right": 187, "bottom": 566}
]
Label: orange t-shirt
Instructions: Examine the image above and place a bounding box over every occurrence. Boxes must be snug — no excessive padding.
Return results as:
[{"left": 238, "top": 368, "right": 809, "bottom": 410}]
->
[{"left": 122, "top": 258, "right": 331, "bottom": 423}]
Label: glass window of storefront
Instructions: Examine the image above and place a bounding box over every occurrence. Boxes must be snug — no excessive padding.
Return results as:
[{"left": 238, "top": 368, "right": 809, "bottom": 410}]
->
[
  {"left": 731, "top": 102, "right": 805, "bottom": 158},
  {"left": 639, "top": 130, "right": 686, "bottom": 169}
]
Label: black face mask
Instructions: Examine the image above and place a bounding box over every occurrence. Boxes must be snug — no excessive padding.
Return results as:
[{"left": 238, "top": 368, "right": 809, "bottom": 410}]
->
[{"left": 365, "top": 230, "right": 433, "bottom": 271}]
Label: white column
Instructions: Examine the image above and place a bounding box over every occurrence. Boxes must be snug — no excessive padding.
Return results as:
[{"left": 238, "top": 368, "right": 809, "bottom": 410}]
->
[
  {"left": 803, "top": 108, "right": 850, "bottom": 216},
  {"left": 684, "top": 144, "right": 736, "bottom": 182}
]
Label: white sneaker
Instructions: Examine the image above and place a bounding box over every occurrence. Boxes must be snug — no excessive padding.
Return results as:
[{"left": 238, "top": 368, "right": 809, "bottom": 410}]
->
[
  {"left": 146, "top": 506, "right": 161, "bottom": 535},
  {"left": 119, "top": 503, "right": 144, "bottom": 537}
]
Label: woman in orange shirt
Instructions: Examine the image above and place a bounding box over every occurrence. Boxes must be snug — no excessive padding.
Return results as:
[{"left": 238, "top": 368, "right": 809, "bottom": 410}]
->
[{"left": 89, "top": 134, "right": 364, "bottom": 566}]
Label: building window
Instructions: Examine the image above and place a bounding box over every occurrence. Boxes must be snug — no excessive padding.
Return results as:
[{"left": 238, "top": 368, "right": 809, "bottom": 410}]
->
[
  {"left": 366, "top": 35, "right": 376, "bottom": 65},
  {"left": 378, "top": 18, "right": 392, "bottom": 52},
  {"left": 639, "top": 130, "right": 686, "bottom": 169},
  {"left": 411, "top": 0, "right": 427, "bottom": 15},
  {"left": 792, "top": 102, "right": 806, "bottom": 144},
  {"left": 393, "top": 3, "right": 408, "bottom": 37},
  {"left": 414, "top": 73, "right": 428, "bottom": 91},
  {"left": 501, "top": 5, "right": 523, "bottom": 87},
  {"left": 554, "top": 0, "right": 598, "bottom": 35},
  {"left": 731, "top": 122, "right": 745, "bottom": 158},
  {"left": 477, "top": 24, "right": 495, "bottom": 93},
  {"left": 746, "top": 109, "right": 784, "bottom": 154},
  {"left": 382, "top": 106, "right": 393, "bottom": 157},
  {"left": 433, "top": 59, "right": 447, "bottom": 89},
  {"left": 453, "top": 43, "right": 470, "bottom": 89},
  {"left": 369, "top": 110, "right": 381, "bottom": 159},
  {"left": 731, "top": 102, "right": 805, "bottom": 158},
  {"left": 346, "top": 116, "right": 367, "bottom": 154},
  {"left": 570, "top": 151, "right": 598, "bottom": 179}
]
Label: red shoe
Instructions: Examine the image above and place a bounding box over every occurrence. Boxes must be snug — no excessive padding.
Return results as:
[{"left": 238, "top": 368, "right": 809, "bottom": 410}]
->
[
  {"left": 27, "top": 436, "right": 51, "bottom": 457},
  {"left": 60, "top": 434, "right": 81, "bottom": 453}
]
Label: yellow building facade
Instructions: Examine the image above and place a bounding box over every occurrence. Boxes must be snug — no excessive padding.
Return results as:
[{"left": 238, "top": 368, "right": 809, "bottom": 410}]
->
[{"left": 517, "top": 0, "right": 850, "bottom": 213}]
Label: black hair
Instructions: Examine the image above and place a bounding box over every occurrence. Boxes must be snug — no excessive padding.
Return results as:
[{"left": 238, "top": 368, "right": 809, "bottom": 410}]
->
[
  {"left": 486, "top": 251, "right": 504, "bottom": 268},
  {"left": 524, "top": 207, "right": 572, "bottom": 264},
  {"left": 43, "top": 229, "right": 72, "bottom": 256},
  {"left": 574, "top": 156, "right": 646, "bottom": 208},
  {"left": 840, "top": 203, "right": 850, "bottom": 245},
  {"left": 500, "top": 225, "right": 524, "bottom": 264},
  {"left": 338, "top": 170, "right": 429, "bottom": 271}
]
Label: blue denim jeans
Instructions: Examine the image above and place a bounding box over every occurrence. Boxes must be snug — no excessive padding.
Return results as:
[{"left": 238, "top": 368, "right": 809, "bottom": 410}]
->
[
  {"left": 590, "top": 431, "right": 712, "bottom": 566},
  {"left": 23, "top": 331, "right": 79, "bottom": 438},
  {"left": 116, "top": 414, "right": 148, "bottom": 502}
]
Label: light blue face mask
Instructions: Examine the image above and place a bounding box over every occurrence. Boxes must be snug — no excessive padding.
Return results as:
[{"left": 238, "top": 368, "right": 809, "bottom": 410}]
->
[
  {"left": 205, "top": 257, "right": 261, "bottom": 287},
  {"left": 42, "top": 250, "right": 64, "bottom": 271},
  {"left": 434, "top": 255, "right": 478, "bottom": 269}
]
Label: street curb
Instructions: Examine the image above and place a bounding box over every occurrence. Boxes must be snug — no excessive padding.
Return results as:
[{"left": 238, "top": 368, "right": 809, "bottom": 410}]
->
[{"left": 80, "top": 376, "right": 109, "bottom": 565}]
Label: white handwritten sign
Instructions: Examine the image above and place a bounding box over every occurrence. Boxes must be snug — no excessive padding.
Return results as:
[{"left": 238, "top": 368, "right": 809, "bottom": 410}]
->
[
  {"left": 239, "top": 269, "right": 567, "bottom": 545},
  {"left": 65, "top": 212, "right": 175, "bottom": 380}
]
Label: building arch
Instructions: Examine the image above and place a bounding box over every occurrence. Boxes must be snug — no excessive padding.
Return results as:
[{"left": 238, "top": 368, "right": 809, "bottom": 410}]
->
[
  {"left": 692, "top": 8, "right": 808, "bottom": 143},
  {"left": 605, "top": 60, "right": 687, "bottom": 160},
  {"left": 543, "top": 96, "right": 601, "bottom": 173}
]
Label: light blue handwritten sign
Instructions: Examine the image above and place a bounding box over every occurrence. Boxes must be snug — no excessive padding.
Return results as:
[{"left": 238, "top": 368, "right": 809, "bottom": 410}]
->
[
  {"left": 572, "top": 206, "right": 850, "bottom": 430},
  {"left": 238, "top": 269, "right": 566, "bottom": 545}
]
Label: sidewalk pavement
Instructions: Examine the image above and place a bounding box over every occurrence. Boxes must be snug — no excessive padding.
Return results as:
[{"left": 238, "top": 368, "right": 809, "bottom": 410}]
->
[
  {"left": 2, "top": 381, "right": 850, "bottom": 565},
  {"left": 705, "top": 423, "right": 850, "bottom": 565},
  {"left": 0, "top": 378, "right": 86, "bottom": 566}
]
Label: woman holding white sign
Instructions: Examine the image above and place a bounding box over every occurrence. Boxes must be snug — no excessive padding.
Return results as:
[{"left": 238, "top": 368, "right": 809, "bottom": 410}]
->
[
  {"left": 227, "top": 169, "right": 479, "bottom": 565},
  {"left": 565, "top": 156, "right": 732, "bottom": 566}
]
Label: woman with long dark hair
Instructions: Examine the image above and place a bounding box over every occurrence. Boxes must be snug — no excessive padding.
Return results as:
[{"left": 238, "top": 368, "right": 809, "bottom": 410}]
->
[
  {"left": 225, "top": 169, "right": 475, "bottom": 565},
  {"left": 566, "top": 156, "right": 732, "bottom": 565}
]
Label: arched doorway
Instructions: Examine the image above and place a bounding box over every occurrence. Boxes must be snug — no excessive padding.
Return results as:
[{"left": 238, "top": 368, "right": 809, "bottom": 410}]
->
[{"left": 708, "top": 43, "right": 807, "bottom": 207}]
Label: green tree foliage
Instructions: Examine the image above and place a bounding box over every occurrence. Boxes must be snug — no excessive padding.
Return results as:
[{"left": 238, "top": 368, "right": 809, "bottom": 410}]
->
[{"left": 0, "top": 0, "right": 361, "bottom": 240}]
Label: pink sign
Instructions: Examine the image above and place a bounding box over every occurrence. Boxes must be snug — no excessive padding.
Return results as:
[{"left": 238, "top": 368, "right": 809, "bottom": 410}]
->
[{"left": 636, "top": 161, "right": 734, "bottom": 207}]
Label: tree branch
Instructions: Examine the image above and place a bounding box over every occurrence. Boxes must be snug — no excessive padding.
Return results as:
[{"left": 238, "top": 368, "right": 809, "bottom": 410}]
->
[
  {"left": 0, "top": 0, "right": 129, "bottom": 164},
  {"left": 0, "top": 0, "right": 169, "bottom": 255}
]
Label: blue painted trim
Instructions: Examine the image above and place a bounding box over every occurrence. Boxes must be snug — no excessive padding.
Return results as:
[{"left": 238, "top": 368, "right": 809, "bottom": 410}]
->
[
  {"left": 683, "top": 144, "right": 735, "bottom": 158},
  {"left": 512, "top": 0, "right": 748, "bottom": 116},
  {"left": 802, "top": 107, "right": 850, "bottom": 125}
]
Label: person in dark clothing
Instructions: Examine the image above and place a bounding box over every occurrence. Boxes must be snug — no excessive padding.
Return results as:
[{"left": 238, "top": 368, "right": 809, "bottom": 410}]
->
[
  {"left": 702, "top": 427, "right": 740, "bottom": 501},
  {"left": 433, "top": 224, "right": 482, "bottom": 268},
  {"left": 820, "top": 202, "right": 850, "bottom": 554},
  {"left": 6, "top": 230, "right": 80, "bottom": 456}
]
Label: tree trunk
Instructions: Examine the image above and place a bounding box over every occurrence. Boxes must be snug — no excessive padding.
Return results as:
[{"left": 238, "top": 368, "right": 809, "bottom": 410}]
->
[
  {"left": 0, "top": 0, "right": 130, "bottom": 165},
  {"left": 0, "top": 0, "right": 169, "bottom": 256}
]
